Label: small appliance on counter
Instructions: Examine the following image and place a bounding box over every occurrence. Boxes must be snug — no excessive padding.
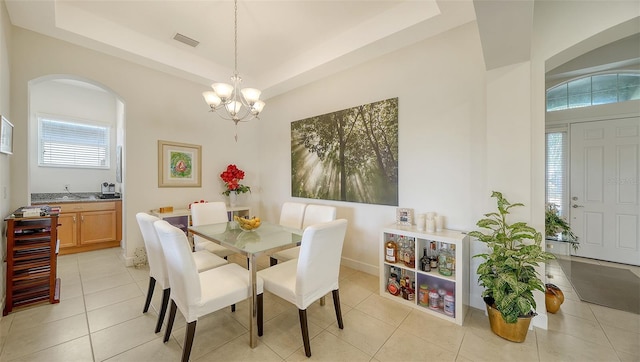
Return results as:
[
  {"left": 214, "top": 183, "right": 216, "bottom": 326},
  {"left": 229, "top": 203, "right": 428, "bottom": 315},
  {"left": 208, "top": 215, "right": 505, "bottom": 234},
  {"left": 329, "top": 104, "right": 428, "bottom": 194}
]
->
[{"left": 99, "top": 182, "right": 119, "bottom": 199}]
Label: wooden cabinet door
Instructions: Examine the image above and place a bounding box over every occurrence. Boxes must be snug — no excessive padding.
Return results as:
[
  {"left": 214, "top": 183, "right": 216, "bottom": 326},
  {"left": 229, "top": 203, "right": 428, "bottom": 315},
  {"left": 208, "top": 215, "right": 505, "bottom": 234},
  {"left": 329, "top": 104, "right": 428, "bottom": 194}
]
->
[
  {"left": 57, "top": 213, "right": 78, "bottom": 248},
  {"left": 80, "top": 210, "right": 116, "bottom": 245}
]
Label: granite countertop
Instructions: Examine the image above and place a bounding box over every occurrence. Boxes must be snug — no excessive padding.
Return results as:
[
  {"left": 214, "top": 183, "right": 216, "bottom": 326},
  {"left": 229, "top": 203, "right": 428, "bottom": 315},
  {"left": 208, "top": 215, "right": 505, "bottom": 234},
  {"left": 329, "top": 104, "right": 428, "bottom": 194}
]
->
[{"left": 31, "top": 192, "right": 122, "bottom": 204}]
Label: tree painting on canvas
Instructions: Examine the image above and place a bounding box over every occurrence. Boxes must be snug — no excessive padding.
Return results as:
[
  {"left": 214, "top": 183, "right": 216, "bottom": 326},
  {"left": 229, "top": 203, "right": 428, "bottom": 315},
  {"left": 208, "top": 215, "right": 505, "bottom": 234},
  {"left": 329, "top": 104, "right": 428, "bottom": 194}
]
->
[{"left": 291, "top": 98, "right": 398, "bottom": 206}]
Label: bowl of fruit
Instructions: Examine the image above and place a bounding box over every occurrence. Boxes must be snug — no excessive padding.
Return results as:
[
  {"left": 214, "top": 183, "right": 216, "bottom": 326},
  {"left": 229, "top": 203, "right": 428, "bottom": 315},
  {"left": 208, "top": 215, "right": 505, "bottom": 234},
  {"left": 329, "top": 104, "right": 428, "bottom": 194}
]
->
[{"left": 234, "top": 215, "right": 261, "bottom": 231}]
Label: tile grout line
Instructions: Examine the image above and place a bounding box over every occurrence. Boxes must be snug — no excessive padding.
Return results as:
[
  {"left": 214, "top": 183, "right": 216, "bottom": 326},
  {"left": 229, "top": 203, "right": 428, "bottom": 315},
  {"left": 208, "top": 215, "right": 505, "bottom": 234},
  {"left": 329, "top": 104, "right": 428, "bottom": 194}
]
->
[{"left": 75, "top": 255, "right": 98, "bottom": 362}]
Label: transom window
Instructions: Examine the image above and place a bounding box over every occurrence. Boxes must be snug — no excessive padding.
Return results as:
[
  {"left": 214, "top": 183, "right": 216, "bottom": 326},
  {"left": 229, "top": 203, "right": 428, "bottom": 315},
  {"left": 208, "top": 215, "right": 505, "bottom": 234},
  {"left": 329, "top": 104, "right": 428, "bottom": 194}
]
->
[
  {"left": 546, "top": 72, "right": 640, "bottom": 112},
  {"left": 38, "top": 115, "right": 110, "bottom": 169}
]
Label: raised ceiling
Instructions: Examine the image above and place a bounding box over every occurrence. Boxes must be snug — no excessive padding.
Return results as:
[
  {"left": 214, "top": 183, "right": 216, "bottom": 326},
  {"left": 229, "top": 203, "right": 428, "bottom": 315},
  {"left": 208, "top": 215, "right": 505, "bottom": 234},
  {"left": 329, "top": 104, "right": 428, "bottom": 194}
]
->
[{"left": 5, "top": 0, "right": 480, "bottom": 99}]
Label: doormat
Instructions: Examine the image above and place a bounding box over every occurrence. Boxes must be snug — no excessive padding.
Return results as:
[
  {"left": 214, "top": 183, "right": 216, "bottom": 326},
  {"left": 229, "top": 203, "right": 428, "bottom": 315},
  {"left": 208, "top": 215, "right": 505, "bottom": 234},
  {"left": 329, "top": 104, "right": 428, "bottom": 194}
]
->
[{"left": 558, "top": 259, "right": 640, "bottom": 315}]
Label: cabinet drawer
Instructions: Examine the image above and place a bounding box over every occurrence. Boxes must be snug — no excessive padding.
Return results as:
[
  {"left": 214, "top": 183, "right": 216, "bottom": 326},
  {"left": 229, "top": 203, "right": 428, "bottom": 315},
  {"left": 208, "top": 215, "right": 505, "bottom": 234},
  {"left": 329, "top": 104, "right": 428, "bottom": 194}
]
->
[{"left": 51, "top": 202, "right": 116, "bottom": 213}]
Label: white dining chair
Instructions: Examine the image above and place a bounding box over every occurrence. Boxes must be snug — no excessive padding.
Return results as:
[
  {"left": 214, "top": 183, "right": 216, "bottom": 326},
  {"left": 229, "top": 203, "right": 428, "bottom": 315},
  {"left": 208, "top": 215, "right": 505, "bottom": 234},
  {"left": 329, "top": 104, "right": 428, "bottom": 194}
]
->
[
  {"left": 154, "top": 220, "right": 264, "bottom": 362},
  {"left": 258, "top": 219, "right": 348, "bottom": 357},
  {"left": 270, "top": 204, "right": 336, "bottom": 265},
  {"left": 279, "top": 202, "right": 307, "bottom": 229},
  {"left": 190, "top": 202, "right": 236, "bottom": 259},
  {"left": 269, "top": 202, "right": 307, "bottom": 266},
  {"left": 136, "top": 213, "right": 228, "bottom": 333}
]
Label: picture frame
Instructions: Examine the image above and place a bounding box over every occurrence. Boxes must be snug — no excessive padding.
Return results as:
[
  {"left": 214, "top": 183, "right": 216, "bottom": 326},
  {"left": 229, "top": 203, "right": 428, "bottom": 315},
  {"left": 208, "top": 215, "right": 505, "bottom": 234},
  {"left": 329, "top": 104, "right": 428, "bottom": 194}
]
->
[
  {"left": 396, "top": 208, "right": 414, "bottom": 225},
  {"left": 158, "top": 140, "right": 202, "bottom": 187},
  {"left": 116, "top": 145, "right": 123, "bottom": 183},
  {"left": 1, "top": 116, "right": 13, "bottom": 155}
]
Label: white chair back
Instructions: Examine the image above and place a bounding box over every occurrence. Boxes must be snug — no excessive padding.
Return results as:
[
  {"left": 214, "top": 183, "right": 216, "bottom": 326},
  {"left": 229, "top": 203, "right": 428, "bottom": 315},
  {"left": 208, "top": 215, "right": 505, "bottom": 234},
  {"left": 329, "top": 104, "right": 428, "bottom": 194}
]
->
[
  {"left": 153, "top": 220, "right": 202, "bottom": 317},
  {"left": 191, "top": 202, "right": 229, "bottom": 246},
  {"left": 301, "top": 204, "right": 337, "bottom": 229},
  {"left": 295, "top": 219, "right": 348, "bottom": 309},
  {"left": 136, "top": 212, "right": 169, "bottom": 289},
  {"left": 279, "top": 202, "right": 307, "bottom": 229}
]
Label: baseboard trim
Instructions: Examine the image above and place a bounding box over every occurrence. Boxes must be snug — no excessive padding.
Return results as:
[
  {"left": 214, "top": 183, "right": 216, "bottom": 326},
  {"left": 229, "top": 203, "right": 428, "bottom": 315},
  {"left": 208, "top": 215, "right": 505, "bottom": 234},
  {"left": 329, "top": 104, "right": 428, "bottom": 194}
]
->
[
  {"left": 532, "top": 311, "right": 548, "bottom": 330},
  {"left": 123, "top": 255, "right": 134, "bottom": 267},
  {"left": 340, "top": 257, "right": 377, "bottom": 276}
]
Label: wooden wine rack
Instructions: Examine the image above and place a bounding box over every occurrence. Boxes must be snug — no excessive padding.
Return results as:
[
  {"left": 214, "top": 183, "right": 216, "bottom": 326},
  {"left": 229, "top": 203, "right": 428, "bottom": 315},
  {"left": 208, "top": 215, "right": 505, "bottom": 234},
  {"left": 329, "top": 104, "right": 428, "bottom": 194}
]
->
[{"left": 4, "top": 215, "right": 60, "bottom": 315}]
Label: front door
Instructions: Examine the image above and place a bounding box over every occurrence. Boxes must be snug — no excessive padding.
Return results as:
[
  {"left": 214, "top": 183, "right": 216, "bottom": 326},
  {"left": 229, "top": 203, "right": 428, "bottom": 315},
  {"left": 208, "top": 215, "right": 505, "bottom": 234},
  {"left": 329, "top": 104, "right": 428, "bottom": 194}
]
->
[{"left": 570, "top": 118, "right": 639, "bottom": 265}]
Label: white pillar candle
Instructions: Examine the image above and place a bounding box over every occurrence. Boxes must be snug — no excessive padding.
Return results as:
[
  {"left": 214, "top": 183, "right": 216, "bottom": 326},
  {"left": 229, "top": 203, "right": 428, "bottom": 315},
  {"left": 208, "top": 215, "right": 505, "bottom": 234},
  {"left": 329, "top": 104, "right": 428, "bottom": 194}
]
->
[
  {"left": 436, "top": 215, "right": 444, "bottom": 231},
  {"left": 416, "top": 214, "right": 426, "bottom": 231},
  {"left": 426, "top": 219, "right": 436, "bottom": 233}
]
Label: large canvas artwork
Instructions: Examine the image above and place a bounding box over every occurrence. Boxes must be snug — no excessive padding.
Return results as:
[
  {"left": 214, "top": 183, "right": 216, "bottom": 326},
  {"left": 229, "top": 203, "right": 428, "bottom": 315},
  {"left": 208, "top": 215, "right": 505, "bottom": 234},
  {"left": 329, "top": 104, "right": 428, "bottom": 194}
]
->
[{"left": 291, "top": 98, "right": 398, "bottom": 206}]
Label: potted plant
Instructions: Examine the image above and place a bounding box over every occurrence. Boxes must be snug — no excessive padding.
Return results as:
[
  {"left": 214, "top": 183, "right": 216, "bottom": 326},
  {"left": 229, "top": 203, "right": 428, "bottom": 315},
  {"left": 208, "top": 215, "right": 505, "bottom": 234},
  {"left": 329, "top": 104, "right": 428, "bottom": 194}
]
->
[
  {"left": 468, "top": 191, "right": 555, "bottom": 342},
  {"left": 545, "top": 203, "right": 579, "bottom": 251}
]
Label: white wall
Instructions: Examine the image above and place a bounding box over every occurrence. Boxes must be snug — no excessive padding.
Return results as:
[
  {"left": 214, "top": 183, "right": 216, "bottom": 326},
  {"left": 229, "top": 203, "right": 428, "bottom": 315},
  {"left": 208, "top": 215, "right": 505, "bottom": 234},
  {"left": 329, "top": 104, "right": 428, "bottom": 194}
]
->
[
  {"left": 29, "top": 79, "right": 118, "bottom": 193},
  {"left": 257, "top": 22, "right": 487, "bottom": 274},
  {"left": 0, "top": 0, "right": 11, "bottom": 316}
]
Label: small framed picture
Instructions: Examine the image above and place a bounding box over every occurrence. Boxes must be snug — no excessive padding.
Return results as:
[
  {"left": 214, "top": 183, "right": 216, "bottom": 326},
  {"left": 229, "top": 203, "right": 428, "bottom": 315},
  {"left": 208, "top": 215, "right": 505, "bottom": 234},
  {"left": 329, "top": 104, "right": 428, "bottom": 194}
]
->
[
  {"left": 0, "top": 116, "right": 13, "bottom": 155},
  {"left": 396, "top": 208, "right": 414, "bottom": 225},
  {"left": 158, "top": 140, "right": 202, "bottom": 188}
]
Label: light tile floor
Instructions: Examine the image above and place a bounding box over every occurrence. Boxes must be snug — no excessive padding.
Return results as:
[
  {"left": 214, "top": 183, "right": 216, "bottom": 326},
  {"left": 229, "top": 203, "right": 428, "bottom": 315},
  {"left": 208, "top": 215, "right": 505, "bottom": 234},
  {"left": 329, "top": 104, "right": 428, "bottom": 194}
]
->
[{"left": 0, "top": 247, "right": 638, "bottom": 361}]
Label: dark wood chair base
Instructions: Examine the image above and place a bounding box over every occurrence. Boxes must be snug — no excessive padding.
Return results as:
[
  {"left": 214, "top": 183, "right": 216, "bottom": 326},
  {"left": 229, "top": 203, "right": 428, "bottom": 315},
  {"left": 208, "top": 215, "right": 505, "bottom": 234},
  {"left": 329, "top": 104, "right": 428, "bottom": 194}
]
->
[
  {"left": 258, "top": 289, "right": 343, "bottom": 358},
  {"left": 155, "top": 288, "right": 171, "bottom": 333},
  {"left": 143, "top": 277, "right": 156, "bottom": 313}
]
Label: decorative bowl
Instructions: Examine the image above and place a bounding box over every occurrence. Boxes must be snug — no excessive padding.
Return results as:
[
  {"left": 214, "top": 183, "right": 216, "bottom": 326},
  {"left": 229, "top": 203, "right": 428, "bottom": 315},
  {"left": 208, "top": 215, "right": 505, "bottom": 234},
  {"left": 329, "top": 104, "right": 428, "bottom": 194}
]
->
[{"left": 234, "top": 216, "right": 261, "bottom": 231}]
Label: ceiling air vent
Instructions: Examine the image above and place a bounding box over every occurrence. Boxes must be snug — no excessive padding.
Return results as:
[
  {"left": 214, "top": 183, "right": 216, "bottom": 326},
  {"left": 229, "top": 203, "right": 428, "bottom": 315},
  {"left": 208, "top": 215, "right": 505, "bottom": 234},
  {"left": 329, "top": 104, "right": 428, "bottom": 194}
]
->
[{"left": 173, "top": 33, "right": 199, "bottom": 47}]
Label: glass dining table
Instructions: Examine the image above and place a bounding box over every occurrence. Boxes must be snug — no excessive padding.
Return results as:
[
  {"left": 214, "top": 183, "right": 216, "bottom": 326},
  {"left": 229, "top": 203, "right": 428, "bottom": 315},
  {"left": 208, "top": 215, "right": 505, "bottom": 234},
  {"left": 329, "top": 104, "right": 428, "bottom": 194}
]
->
[{"left": 188, "top": 221, "right": 302, "bottom": 348}]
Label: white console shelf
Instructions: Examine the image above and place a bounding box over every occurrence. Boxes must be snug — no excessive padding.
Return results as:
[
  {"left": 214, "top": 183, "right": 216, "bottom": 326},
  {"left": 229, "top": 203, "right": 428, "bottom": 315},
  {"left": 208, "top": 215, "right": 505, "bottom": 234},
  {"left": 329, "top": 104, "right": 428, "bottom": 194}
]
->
[
  {"left": 380, "top": 224, "right": 470, "bottom": 325},
  {"left": 150, "top": 206, "right": 251, "bottom": 233}
]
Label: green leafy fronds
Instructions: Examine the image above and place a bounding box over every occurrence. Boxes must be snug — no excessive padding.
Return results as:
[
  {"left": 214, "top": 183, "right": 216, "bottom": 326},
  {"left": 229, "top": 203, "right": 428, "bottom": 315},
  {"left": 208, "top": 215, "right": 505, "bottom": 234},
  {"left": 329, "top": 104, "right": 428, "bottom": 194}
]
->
[{"left": 472, "top": 191, "right": 556, "bottom": 323}]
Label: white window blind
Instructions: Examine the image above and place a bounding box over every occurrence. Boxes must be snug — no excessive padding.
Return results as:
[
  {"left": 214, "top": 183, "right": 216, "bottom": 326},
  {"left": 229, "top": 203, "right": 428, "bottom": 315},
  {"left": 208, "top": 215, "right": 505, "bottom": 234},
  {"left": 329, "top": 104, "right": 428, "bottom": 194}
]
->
[
  {"left": 39, "top": 116, "right": 110, "bottom": 169},
  {"left": 546, "top": 132, "right": 566, "bottom": 216}
]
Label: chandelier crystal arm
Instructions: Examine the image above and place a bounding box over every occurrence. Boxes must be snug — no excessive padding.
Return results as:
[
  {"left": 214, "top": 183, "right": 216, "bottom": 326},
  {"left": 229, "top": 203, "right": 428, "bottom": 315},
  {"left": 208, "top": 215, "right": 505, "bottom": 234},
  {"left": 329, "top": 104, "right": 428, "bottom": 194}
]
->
[{"left": 202, "top": 0, "right": 264, "bottom": 131}]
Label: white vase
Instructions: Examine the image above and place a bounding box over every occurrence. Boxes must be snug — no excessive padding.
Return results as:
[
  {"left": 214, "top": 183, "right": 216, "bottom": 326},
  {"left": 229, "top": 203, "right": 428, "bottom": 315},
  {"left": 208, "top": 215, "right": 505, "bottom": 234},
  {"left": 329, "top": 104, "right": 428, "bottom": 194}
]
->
[{"left": 229, "top": 191, "right": 238, "bottom": 207}]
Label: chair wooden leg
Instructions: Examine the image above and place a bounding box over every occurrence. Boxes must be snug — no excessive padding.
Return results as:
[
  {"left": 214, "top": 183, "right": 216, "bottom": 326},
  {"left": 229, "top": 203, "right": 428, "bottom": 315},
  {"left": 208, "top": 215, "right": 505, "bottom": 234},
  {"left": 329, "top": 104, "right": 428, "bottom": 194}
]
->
[
  {"left": 182, "top": 321, "right": 197, "bottom": 362},
  {"left": 231, "top": 304, "right": 236, "bottom": 312},
  {"left": 143, "top": 277, "right": 156, "bottom": 313},
  {"left": 270, "top": 257, "right": 278, "bottom": 266},
  {"left": 298, "top": 309, "right": 311, "bottom": 357},
  {"left": 155, "top": 288, "right": 170, "bottom": 333},
  {"left": 163, "top": 300, "right": 177, "bottom": 343},
  {"left": 319, "top": 296, "right": 326, "bottom": 306},
  {"left": 332, "top": 289, "right": 344, "bottom": 329},
  {"left": 257, "top": 293, "right": 264, "bottom": 336}
]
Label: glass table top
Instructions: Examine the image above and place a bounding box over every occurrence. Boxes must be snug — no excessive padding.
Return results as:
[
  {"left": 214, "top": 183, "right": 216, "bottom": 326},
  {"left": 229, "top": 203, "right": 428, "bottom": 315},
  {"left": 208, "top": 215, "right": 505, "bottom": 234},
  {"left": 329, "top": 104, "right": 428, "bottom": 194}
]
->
[{"left": 189, "top": 221, "right": 303, "bottom": 255}]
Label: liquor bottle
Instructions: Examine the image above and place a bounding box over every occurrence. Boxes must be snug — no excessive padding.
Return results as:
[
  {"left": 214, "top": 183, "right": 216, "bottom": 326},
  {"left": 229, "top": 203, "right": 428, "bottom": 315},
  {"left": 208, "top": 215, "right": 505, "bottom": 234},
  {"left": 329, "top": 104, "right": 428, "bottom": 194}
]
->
[
  {"left": 420, "top": 246, "right": 431, "bottom": 271},
  {"left": 398, "top": 235, "right": 409, "bottom": 266},
  {"left": 429, "top": 241, "right": 438, "bottom": 269},
  {"left": 450, "top": 244, "right": 456, "bottom": 272},
  {"left": 438, "top": 244, "right": 452, "bottom": 276},
  {"left": 385, "top": 234, "right": 398, "bottom": 263},
  {"left": 405, "top": 237, "right": 415, "bottom": 268}
]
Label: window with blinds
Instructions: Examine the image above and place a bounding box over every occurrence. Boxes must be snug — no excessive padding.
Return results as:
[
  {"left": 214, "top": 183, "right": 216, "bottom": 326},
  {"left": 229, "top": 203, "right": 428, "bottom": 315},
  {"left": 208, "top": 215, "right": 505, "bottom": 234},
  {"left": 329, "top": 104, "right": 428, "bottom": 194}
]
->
[
  {"left": 38, "top": 116, "right": 110, "bottom": 169},
  {"left": 546, "top": 132, "right": 566, "bottom": 216}
]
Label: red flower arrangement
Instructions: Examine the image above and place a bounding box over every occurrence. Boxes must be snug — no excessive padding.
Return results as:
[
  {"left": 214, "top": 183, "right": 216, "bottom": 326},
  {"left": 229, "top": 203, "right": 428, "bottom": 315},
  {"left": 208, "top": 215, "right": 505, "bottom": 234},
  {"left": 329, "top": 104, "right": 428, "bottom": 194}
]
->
[{"left": 220, "top": 164, "right": 251, "bottom": 196}]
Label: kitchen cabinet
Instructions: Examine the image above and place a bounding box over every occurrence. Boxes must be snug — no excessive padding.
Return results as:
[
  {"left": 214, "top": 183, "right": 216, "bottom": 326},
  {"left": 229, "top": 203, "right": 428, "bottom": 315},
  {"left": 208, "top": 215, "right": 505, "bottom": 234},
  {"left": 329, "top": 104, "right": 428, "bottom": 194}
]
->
[
  {"left": 47, "top": 201, "right": 122, "bottom": 254},
  {"left": 380, "top": 224, "right": 469, "bottom": 325},
  {"left": 4, "top": 215, "right": 60, "bottom": 315}
]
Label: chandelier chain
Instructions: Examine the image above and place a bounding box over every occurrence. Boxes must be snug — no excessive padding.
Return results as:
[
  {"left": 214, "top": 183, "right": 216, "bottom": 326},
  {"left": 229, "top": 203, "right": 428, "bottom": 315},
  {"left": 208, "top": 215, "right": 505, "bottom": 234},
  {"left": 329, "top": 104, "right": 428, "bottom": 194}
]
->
[{"left": 234, "top": 0, "right": 238, "bottom": 75}]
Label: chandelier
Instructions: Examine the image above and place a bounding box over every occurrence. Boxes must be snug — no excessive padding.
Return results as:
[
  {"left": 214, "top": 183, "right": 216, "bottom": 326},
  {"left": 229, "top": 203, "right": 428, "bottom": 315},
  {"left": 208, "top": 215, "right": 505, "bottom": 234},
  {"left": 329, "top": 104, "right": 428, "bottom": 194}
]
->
[{"left": 202, "top": 0, "right": 265, "bottom": 130}]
